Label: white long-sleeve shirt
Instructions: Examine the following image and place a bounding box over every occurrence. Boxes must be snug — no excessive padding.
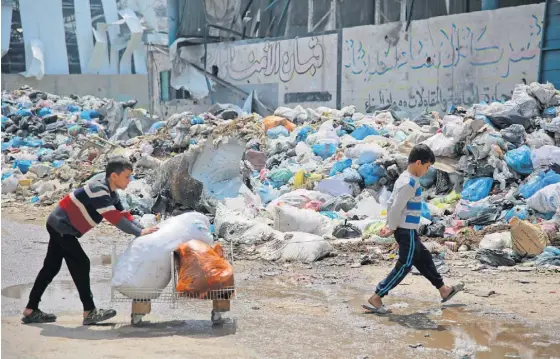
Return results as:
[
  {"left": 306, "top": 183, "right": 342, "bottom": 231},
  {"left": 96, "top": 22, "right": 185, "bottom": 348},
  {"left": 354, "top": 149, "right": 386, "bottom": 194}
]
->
[{"left": 386, "top": 171, "right": 422, "bottom": 231}]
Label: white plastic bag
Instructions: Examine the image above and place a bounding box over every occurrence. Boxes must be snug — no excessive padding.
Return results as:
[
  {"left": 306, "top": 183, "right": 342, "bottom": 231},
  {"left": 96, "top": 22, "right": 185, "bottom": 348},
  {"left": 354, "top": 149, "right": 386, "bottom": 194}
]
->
[
  {"left": 273, "top": 205, "right": 333, "bottom": 236},
  {"left": 527, "top": 183, "right": 560, "bottom": 214},
  {"left": 531, "top": 145, "right": 560, "bottom": 168},
  {"left": 315, "top": 176, "right": 354, "bottom": 197},
  {"left": 344, "top": 143, "right": 386, "bottom": 164},
  {"left": 526, "top": 130, "right": 555, "bottom": 149},
  {"left": 1, "top": 176, "right": 19, "bottom": 194},
  {"left": 266, "top": 189, "right": 333, "bottom": 212},
  {"left": 479, "top": 232, "right": 512, "bottom": 250},
  {"left": 421, "top": 133, "right": 456, "bottom": 157},
  {"left": 280, "top": 232, "right": 333, "bottom": 263},
  {"left": 112, "top": 212, "right": 213, "bottom": 299}
]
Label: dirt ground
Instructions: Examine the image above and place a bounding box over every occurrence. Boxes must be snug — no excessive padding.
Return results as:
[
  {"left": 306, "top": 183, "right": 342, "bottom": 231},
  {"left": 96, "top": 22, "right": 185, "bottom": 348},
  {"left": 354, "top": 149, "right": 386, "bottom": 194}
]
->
[{"left": 2, "top": 205, "right": 560, "bottom": 359}]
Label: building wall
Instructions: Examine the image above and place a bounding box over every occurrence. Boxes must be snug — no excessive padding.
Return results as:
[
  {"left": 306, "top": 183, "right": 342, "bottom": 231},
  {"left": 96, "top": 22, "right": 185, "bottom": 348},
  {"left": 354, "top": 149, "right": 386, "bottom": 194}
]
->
[
  {"left": 341, "top": 3, "right": 545, "bottom": 114},
  {"left": 154, "top": 3, "right": 545, "bottom": 117},
  {"left": 1, "top": 74, "right": 150, "bottom": 108}
]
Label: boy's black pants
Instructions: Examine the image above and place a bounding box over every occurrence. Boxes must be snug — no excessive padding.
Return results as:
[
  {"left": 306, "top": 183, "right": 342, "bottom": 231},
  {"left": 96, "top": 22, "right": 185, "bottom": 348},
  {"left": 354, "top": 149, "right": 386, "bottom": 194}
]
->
[
  {"left": 375, "top": 228, "right": 444, "bottom": 297},
  {"left": 26, "top": 224, "right": 95, "bottom": 311}
]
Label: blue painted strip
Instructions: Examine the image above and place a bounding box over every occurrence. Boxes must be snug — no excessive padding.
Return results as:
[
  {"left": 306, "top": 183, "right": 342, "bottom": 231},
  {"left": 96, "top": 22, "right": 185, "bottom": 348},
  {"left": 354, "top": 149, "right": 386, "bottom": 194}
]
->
[
  {"left": 405, "top": 215, "right": 421, "bottom": 224},
  {"left": 415, "top": 187, "right": 422, "bottom": 196},
  {"left": 407, "top": 202, "right": 422, "bottom": 210},
  {"left": 409, "top": 178, "right": 416, "bottom": 187},
  {"left": 378, "top": 230, "right": 415, "bottom": 296}
]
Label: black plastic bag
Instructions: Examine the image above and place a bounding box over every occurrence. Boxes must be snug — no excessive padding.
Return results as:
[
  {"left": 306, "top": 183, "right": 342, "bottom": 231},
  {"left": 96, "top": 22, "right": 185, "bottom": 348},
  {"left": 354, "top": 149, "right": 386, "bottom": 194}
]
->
[
  {"left": 332, "top": 220, "right": 362, "bottom": 239},
  {"left": 475, "top": 249, "right": 515, "bottom": 267}
]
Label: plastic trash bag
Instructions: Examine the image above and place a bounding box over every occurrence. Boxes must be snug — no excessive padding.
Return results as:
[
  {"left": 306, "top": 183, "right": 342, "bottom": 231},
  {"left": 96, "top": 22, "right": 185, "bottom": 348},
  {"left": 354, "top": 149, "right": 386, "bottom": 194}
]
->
[
  {"left": 461, "top": 177, "right": 493, "bottom": 202},
  {"left": 266, "top": 232, "right": 333, "bottom": 263},
  {"left": 175, "top": 240, "right": 234, "bottom": 298},
  {"left": 12, "top": 159, "right": 33, "bottom": 174},
  {"left": 350, "top": 125, "right": 379, "bottom": 140},
  {"left": 320, "top": 194, "right": 356, "bottom": 212},
  {"left": 112, "top": 212, "right": 213, "bottom": 299},
  {"left": 531, "top": 145, "right": 560, "bottom": 168},
  {"left": 536, "top": 247, "right": 560, "bottom": 267},
  {"left": 38, "top": 107, "right": 51, "bottom": 117},
  {"left": 1, "top": 175, "right": 19, "bottom": 194},
  {"left": 190, "top": 116, "right": 205, "bottom": 125},
  {"left": 268, "top": 168, "right": 294, "bottom": 188},
  {"left": 519, "top": 171, "right": 560, "bottom": 198},
  {"left": 342, "top": 168, "right": 362, "bottom": 183},
  {"left": 329, "top": 159, "right": 352, "bottom": 176},
  {"left": 500, "top": 124, "right": 526, "bottom": 147},
  {"left": 420, "top": 167, "right": 437, "bottom": 188},
  {"left": 358, "top": 163, "right": 386, "bottom": 186},
  {"left": 312, "top": 143, "right": 337, "bottom": 159},
  {"left": 316, "top": 176, "right": 355, "bottom": 197},
  {"left": 420, "top": 222, "right": 445, "bottom": 237},
  {"left": 479, "top": 232, "right": 512, "bottom": 250},
  {"left": 526, "top": 130, "right": 555, "bottom": 149},
  {"left": 503, "top": 206, "right": 530, "bottom": 222},
  {"left": 527, "top": 183, "right": 560, "bottom": 213},
  {"left": 504, "top": 145, "right": 533, "bottom": 175},
  {"left": 263, "top": 116, "right": 296, "bottom": 133},
  {"left": 296, "top": 126, "right": 312, "bottom": 143},
  {"left": 332, "top": 220, "right": 362, "bottom": 239},
  {"left": 345, "top": 143, "right": 385, "bottom": 165},
  {"left": 148, "top": 121, "right": 166, "bottom": 134},
  {"left": 267, "top": 126, "right": 289, "bottom": 139},
  {"left": 422, "top": 133, "right": 456, "bottom": 157},
  {"left": 272, "top": 205, "right": 333, "bottom": 236},
  {"left": 475, "top": 249, "right": 516, "bottom": 267}
]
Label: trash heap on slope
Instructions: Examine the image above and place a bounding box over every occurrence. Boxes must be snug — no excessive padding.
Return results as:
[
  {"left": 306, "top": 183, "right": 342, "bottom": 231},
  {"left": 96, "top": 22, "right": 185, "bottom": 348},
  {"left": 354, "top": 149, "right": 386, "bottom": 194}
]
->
[{"left": 2, "top": 83, "right": 560, "bottom": 266}]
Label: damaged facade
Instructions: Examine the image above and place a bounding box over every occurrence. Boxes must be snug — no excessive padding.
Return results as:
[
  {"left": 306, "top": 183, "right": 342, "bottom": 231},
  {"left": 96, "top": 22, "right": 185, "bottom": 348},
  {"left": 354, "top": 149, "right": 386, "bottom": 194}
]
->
[{"left": 154, "top": 0, "right": 555, "bottom": 119}]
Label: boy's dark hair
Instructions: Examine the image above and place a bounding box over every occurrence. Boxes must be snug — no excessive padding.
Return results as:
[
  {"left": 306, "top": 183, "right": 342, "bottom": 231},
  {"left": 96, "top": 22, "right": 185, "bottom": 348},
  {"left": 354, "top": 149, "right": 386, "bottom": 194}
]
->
[
  {"left": 106, "top": 157, "right": 133, "bottom": 178},
  {"left": 408, "top": 144, "right": 436, "bottom": 164}
]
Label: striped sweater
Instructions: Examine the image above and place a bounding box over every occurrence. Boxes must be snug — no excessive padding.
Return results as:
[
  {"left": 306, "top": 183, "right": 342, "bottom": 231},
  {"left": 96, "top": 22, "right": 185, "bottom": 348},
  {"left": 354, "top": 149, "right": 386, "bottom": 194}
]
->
[
  {"left": 47, "top": 178, "right": 144, "bottom": 237},
  {"left": 386, "top": 171, "right": 423, "bottom": 231}
]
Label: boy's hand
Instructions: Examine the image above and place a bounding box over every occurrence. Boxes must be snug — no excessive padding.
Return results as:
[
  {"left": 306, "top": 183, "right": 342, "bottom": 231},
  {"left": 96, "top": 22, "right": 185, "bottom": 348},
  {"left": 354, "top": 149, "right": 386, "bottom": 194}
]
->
[
  {"left": 379, "top": 226, "right": 394, "bottom": 238},
  {"left": 140, "top": 226, "right": 159, "bottom": 236}
]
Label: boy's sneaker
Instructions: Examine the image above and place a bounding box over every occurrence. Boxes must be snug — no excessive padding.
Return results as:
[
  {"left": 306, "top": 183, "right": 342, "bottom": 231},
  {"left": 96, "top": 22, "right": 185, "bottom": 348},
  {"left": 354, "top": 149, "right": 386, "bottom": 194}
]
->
[
  {"left": 82, "top": 308, "right": 117, "bottom": 325},
  {"left": 21, "top": 309, "right": 57, "bottom": 324}
]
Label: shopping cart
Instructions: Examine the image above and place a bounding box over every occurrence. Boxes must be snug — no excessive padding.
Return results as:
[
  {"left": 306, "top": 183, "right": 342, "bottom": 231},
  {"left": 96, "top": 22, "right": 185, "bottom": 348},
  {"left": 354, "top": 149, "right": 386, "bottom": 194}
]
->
[{"left": 110, "top": 241, "right": 236, "bottom": 326}]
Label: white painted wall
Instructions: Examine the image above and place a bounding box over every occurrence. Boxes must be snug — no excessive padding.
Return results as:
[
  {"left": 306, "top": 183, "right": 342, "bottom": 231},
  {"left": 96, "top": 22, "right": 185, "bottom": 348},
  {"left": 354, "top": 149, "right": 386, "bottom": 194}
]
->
[
  {"left": 179, "top": 33, "right": 339, "bottom": 108},
  {"left": 341, "top": 3, "right": 545, "bottom": 115}
]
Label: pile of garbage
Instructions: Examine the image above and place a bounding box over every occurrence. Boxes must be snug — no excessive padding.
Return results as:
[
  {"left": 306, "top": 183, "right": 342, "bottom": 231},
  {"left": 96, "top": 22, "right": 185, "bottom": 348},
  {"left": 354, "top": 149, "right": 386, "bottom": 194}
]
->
[{"left": 2, "top": 83, "right": 560, "bottom": 267}]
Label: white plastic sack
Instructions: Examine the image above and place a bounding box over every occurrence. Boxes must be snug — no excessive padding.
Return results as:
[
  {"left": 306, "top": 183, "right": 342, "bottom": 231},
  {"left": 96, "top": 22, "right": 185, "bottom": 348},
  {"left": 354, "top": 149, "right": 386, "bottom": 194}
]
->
[
  {"left": 344, "top": 143, "right": 386, "bottom": 163},
  {"left": 421, "top": 133, "right": 456, "bottom": 157},
  {"left": 258, "top": 232, "right": 333, "bottom": 263},
  {"left": 528, "top": 82, "right": 558, "bottom": 107},
  {"left": 531, "top": 145, "right": 560, "bottom": 168},
  {"left": 1, "top": 176, "right": 19, "bottom": 194},
  {"left": 479, "top": 232, "right": 512, "bottom": 250},
  {"left": 511, "top": 84, "right": 540, "bottom": 118},
  {"left": 526, "top": 130, "right": 555, "bottom": 149},
  {"left": 305, "top": 120, "right": 340, "bottom": 146},
  {"left": 214, "top": 203, "right": 281, "bottom": 245},
  {"left": 266, "top": 189, "right": 333, "bottom": 212},
  {"left": 349, "top": 197, "right": 385, "bottom": 219},
  {"left": 527, "top": 183, "right": 560, "bottom": 214},
  {"left": 112, "top": 212, "right": 213, "bottom": 299},
  {"left": 273, "top": 205, "right": 333, "bottom": 236}
]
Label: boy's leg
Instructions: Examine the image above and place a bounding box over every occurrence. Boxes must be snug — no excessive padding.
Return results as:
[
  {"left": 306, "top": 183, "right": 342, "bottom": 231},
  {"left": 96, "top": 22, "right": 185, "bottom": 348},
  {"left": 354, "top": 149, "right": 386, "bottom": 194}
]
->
[
  {"left": 412, "top": 234, "right": 444, "bottom": 290},
  {"left": 23, "top": 225, "right": 64, "bottom": 323},
  {"left": 58, "top": 233, "right": 96, "bottom": 312},
  {"left": 374, "top": 229, "right": 416, "bottom": 298}
]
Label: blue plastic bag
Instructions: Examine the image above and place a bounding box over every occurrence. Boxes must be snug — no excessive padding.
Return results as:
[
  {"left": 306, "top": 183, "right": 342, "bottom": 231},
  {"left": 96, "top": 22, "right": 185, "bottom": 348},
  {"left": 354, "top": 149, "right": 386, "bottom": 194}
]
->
[
  {"left": 11, "top": 137, "right": 25, "bottom": 148},
  {"left": 52, "top": 160, "right": 65, "bottom": 168},
  {"left": 519, "top": 171, "right": 560, "bottom": 199},
  {"left": 67, "top": 105, "right": 81, "bottom": 112},
  {"left": 504, "top": 145, "right": 533, "bottom": 175},
  {"left": 536, "top": 247, "right": 560, "bottom": 266},
  {"left": 329, "top": 159, "right": 352, "bottom": 176},
  {"left": 503, "top": 206, "right": 530, "bottom": 222},
  {"left": 296, "top": 126, "right": 312, "bottom": 143},
  {"left": 189, "top": 139, "right": 198, "bottom": 145},
  {"left": 148, "top": 121, "right": 166, "bottom": 134},
  {"left": 267, "top": 126, "right": 289, "bottom": 139},
  {"left": 461, "top": 177, "right": 493, "bottom": 201},
  {"left": 24, "top": 137, "right": 44, "bottom": 147},
  {"left": 268, "top": 168, "right": 294, "bottom": 189},
  {"left": 2, "top": 171, "right": 13, "bottom": 181},
  {"left": 31, "top": 196, "right": 40, "bottom": 204},
  {"left": 358, "top": 163, "right": 386, "bottom": 186},
  {"left": 2, "top": 141, "right": 12, "bottom": 152},
  {"left": 350, "top": 125, "right": 379, "bottom": 140},
  {"left": 320, "top": 211, "right": 340, "bottom": 219},
  {"left": 191, "top": 116, "right": 205, "bottom": 125},
  {"left": 80, "top": 110, "right": 101, "bottom": 120},
  {"left": 16, "top": 109, "right": 32, "bottom": 117},
  {"left": 312, "top": 143, "right": 337, "bottom": 159},
  {"left": 38, "top": 107, "right": 52, "bottom": 117},
  {"left": 12, "top": 159, "right": 33, "bottom": 174},
  {"left": 543, "top": 107, "right": 557, "bottom": 118},
  {"left": 257, "top": 185, "right": 279, "bottom": 204},
  {"left": 336, "top": 129, "right": 347, "bottom": 137},
  {"left": 420, "top": 167, "right": 437, "bottom": 188}
]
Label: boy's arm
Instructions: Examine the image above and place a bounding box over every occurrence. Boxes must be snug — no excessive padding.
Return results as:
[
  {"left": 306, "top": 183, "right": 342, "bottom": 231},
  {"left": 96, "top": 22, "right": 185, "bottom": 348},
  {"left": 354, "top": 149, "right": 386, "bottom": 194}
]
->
[
  {"left": 95, "top": 196, "right": 143, "bottom": 237},
  {"left": 114, "top": 198, "right": 145, "bottom": 230},
  {"left": 386, "top": 182, "right": 415, "bottom": 231}
]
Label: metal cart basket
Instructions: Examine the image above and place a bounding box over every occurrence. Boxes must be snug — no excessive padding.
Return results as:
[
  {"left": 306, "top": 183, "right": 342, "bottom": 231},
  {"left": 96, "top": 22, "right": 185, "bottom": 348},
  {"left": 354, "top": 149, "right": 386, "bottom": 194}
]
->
[{"left": 110, "top": 241, "right": 236, "bottom": 326}]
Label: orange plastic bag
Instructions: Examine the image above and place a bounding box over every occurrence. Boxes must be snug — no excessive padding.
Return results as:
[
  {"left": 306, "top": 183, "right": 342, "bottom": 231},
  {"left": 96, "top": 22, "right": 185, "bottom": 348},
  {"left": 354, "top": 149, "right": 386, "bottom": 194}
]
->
[
  {"left": 175, "top": 240, "right": 234, "bottom": 299},
  {"left": 263, "top": 115, "right": 296, "bottom": 133}
]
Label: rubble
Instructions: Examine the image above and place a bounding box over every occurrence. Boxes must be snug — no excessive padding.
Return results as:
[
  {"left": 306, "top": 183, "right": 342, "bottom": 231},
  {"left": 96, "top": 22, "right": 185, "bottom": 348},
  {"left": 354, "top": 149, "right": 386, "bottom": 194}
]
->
[{"left": 2, "top": 82, "right": 560, "bottom": 265}]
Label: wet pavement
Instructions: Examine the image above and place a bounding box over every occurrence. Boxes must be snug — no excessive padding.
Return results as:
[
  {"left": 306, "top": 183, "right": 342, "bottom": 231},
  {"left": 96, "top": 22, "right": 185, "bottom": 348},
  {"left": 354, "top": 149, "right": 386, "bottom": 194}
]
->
[{"left": 2, "top": 217, "right": 560, "bottom": 358}]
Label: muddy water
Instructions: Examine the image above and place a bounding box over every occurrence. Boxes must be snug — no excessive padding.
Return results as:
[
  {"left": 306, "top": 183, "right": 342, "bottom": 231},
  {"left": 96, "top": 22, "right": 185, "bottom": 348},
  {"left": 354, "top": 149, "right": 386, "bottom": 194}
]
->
[{"left": 242, "top": 279, "right": 560, "bottom": 358}]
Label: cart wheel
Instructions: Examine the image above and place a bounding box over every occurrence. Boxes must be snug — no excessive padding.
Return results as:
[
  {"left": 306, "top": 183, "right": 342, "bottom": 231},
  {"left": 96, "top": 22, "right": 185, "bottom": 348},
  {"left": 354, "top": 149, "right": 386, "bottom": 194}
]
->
[
  {"left": 211, "top": 310, "right": 224, "bottom": 325},
  {"left": 131, "top": 314, "right": 144, "bottom": 326}
]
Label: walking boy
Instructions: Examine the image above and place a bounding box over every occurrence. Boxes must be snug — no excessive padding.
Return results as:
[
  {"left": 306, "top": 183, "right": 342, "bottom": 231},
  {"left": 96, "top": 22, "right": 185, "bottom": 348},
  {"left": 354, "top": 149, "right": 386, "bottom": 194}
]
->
[
  {"left": 22, "top": 157, "right": 159, "bottom": 325},
  {"left": 366, "top": 144, "right": 463, "bottom": 314}
]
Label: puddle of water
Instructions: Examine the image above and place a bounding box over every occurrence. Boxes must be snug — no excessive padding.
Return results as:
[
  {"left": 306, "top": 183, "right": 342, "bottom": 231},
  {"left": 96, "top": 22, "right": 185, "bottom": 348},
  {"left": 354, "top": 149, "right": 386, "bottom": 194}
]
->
[
  {"left": 346, "top": 294, "right": 560, "bottom": 358},
  {"left": 2, "top": 279, "right": 109, "bottom": 300}
]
